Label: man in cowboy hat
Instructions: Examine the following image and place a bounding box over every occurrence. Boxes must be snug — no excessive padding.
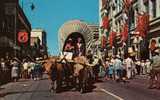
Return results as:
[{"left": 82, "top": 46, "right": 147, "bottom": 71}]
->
[{"left": 149, "top": 49, "right": 160, "bottom": 89}]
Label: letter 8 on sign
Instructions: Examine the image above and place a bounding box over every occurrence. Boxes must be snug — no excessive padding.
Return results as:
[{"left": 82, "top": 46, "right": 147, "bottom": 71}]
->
[{"left": 18, "top": 32, "right": 28, "bottom": 43}]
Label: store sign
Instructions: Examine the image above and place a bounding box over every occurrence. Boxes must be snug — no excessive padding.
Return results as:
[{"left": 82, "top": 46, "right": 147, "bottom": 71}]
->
[{"left": 18, "top": 32, "right": 29, "bottom": 43}]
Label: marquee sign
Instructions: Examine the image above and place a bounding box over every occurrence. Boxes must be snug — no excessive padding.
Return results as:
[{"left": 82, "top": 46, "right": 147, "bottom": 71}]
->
[{"left": 18, "top": 32, "right": 29, "bottom": 43}]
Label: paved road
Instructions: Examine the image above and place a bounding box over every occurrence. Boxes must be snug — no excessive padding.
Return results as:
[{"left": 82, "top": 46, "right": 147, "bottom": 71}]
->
[
  {"left": 0, "top": 75, "right": 160, "bottom": 100},
  {"left": 98, "top": 76, "right": 160, "bottom": 100}
]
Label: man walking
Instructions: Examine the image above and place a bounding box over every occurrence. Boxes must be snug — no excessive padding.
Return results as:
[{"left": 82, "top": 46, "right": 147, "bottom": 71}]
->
[
  {"left": 125, "top": 56, "right": 134, "bottom": 79},
  {"left": 113, "top": 55, "right": 123, "bottom": 82}
]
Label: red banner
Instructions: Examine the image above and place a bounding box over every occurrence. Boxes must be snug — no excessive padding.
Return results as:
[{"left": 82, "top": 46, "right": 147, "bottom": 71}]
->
[
  {"left": 121, "top": 23, "right": 128, "bottom": 42},
  {"left": 102, "top": 16, "right": 109, "bottom": 29},
  {"left": 18, "top": 32, "right": 29, "bottom": 43},
  {"left": 136, "top": 13, "right": 149, "bottom": 38},
  {"left": 109, "top": 31, "right": 116, "bottom": 47},
  {"left": 101, "top": 35, "right": 107, "bottom": 48}
]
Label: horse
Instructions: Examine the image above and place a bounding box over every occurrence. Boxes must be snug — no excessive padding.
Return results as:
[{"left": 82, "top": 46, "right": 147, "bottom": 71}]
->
[
  {"left": 73, "top": 56, "right": 93, "bottom": 93},
  {"left": 42, "top": 56, "right": 74, "bottom": 92},
  {"left": 149, "top": 67, "right": 160, "bottom": 89}
]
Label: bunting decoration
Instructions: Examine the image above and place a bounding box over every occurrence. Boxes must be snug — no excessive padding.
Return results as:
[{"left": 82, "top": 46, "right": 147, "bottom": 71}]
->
[{"left": 99, "top": 0, "right": 110, "bottom": 49}]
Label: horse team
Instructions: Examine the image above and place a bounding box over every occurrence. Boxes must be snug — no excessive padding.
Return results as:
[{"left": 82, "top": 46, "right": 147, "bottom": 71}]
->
[{"left": 42, "top": 56, "right": 98, "bottom": 93}]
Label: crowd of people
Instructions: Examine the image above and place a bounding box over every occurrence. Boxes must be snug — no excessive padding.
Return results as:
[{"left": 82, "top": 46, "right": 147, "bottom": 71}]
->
[
  {"left": 103, "top": 55, "right": 149, "bottom": 82},
  {"left": 101, "top": 49, "right": 160, "bottom": 89},
  {"left": 0, "top": 57, "right": 43, "bottom": 83}
]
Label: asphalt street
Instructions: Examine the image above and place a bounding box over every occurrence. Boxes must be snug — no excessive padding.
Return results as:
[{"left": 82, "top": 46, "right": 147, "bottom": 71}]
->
[{"left": 0, "top": 75, "right": 160, "bottom": 100}]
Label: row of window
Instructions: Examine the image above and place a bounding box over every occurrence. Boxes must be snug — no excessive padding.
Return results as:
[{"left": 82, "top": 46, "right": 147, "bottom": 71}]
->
[{"left": 111, "top": 0, "right": 158, "bottom": 33}]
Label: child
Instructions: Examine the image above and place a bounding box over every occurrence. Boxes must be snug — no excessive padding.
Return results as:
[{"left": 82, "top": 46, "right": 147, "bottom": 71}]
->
[{"left": 108, "top": 62, "right": 113, "bottom": 80}]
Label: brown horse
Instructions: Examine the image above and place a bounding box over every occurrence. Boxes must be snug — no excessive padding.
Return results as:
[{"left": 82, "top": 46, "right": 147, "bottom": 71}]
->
[
  {"left": 42, "top": 56, "right": 74, "bottom": 92},
  {"left": 73, "top": 56, "right": 93, "bottom": 93}
]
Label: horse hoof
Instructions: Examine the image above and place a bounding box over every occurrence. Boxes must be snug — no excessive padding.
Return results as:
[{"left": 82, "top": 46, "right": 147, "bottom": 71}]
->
[
  {"left": 80, "top": 88, "right": 84, "bottom": 94},
  {"left": 50, "top": 89, "right": 55, "bottom": 93}
]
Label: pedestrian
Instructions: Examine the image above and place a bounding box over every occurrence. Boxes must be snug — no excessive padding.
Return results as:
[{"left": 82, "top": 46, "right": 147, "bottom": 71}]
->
[
  {"left": 30, "top": 61, "right": 35, "bottom": 80},
  {"left": 34, "top": 62, "right": 42, "bottom": 80},
  {"left": 111, "top": 56, "right": 116, "bottom": 80},
  {"left": 0, "top": 58, "right": 6, "bottom": 71},
  {"left": 108, "top": 60, "right": 114, "bottom": 80},
  {"left": 141, "top": 60, "right": 146, "bottom": 75},
  {"left": 92, "top": 55, "right": 100, "bottom": 81},
  {"left": 135, "top": 60, "right": 141, "bottom": 75},
  {"left": 22, "top": 60, "right": 29, "bottom": 79},
  {"left": 11, "top": 58, "right": 19, "bottom": 82},
  {"left": 104, "top": 58, "right": 109, "bottom": 80},
  {"left": 113, "top": 55, "right": 123, "bottom": 82},
  {"left": 125, "top": 56, "right": 134, "bottom": 79},
  {"left": 145, "top": 59, "right": 151, "bottom": 74}
]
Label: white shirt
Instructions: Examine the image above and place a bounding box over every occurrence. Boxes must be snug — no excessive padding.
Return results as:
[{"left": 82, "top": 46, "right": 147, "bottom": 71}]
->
[
  {"left": 125, "top": 58, "right": 133, "bottom": 68},
  {"left": 23, "top": 62, "right": 28, "bottom": 70}
]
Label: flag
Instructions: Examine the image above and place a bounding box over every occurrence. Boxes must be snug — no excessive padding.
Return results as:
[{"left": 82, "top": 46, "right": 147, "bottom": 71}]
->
[
  {"left": 109, "top": 31, "right": 116, "bottom": 47},
  {"left": 102, "top": 16, "right": 109, "bottom": 29},
  {"left": 136, "top": 13, "right": 149, "bottom": 38}
]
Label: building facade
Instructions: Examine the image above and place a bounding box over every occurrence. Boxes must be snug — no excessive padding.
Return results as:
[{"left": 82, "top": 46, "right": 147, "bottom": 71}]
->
[
  {"left": 31, "top": 29, "right": 47, "bottom": 58},
  {"left": 99, "top": 0, "right": 160, "bottom": 60},
  {"left": 0, "top": 0, "right": 31, "bottom": 59},
  {"left": 87, "top": 24, "right": 100, "bottom": 56}
]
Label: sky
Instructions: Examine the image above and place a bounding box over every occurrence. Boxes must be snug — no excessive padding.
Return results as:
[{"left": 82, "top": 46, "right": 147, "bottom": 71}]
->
[{"left": 19, "top": 0, "right": 99, "bottom": 55}]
